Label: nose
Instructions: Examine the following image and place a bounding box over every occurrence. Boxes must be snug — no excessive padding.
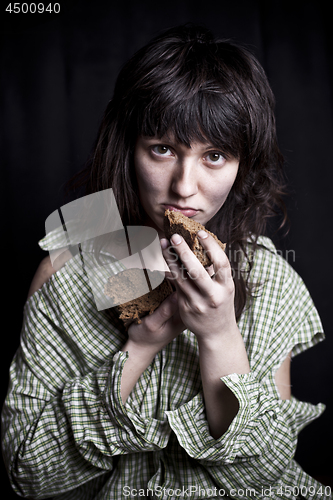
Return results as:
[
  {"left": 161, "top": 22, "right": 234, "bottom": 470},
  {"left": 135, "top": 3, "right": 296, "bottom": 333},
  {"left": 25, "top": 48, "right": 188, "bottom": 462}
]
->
[{"left": 171, "top": 158, "right": 199, "bottom": 199}]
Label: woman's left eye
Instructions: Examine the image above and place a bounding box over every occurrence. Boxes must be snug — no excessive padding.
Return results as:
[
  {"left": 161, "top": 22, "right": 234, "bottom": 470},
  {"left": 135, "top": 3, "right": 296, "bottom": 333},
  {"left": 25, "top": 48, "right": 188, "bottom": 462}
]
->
[
  {"left": 206, "top": 152, "right": 225, "bottom": 164},
  {"left": 151, "top": 145, "right": 172, "bottom": 156}
]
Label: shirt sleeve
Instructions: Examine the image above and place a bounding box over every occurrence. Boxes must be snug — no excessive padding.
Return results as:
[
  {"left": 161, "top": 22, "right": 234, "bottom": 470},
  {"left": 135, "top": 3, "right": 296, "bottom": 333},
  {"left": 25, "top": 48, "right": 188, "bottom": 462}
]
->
[
  {"left": 165, "top": 373, "right": 326, "bottom": 498},
  {"left": 164, "top": 250, "right": 328, "bottom": 499},
  {"left": 1, "top": 286, "right": 170, "bottom": 498}
]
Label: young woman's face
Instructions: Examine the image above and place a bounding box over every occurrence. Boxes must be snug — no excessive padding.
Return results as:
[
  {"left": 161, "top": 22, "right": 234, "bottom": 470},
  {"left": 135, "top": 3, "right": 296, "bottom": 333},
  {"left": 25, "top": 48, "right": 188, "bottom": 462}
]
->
[{"left": 134, "top": 135, "right": 239, "bottom": 237}]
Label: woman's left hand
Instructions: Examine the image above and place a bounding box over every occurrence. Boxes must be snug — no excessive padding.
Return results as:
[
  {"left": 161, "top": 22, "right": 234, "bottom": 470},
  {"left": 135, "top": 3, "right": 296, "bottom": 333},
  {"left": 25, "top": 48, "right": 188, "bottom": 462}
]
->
[
  {"left": 161, "top": 230, "right": 251, "bottom": 439},
  {"left": 160, "top": 230, "right": 237, "bottom": 341}
]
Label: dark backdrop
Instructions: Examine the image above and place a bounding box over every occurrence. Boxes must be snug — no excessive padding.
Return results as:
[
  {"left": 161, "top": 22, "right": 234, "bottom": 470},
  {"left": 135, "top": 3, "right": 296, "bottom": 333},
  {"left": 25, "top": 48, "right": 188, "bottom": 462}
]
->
[{"left": 1, "top": 0, "right": 332, "bottom": 497}]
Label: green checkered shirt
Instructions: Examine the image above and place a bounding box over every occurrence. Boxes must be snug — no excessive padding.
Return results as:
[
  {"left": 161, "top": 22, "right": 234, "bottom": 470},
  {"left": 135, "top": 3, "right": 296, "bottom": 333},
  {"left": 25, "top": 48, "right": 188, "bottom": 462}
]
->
[{"left": 2, "top": 236, "right": 330, "bottom": 499}]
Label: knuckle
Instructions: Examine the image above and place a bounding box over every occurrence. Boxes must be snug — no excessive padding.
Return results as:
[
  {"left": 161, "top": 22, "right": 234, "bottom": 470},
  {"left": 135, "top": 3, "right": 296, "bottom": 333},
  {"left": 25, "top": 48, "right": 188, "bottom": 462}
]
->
[
  {"left": 228, "top": 278, "right": 234, "bottom": 289},
  {"left": 187, "top": 267, "right": 201, "bottom": 280},
  {"left": 145, "top": 306, "right": 169, "bottom": 330},
  {"left": 226, "top": 280, "right": 235, "bottom": 296},
  {"left": 208, "top": 299, "right": 219, "bottom": 309},
  {"left": 216, "top": 265, "right": 232, "bottom": 280},
  {"left": 159, "top": 306, "right": 172, "bottom": 322},
  {"left": 182, "top": 297, "right": 194, "bottom": 312},
  {"left": 193, "top": 303, "right": 205, "bottom": 314},
  {"left": 221, "top": 258, "right": 231, "bottom": 270},
  {"left": 207, "top": 291, "right": 222, "bottom": 309},
  {"left": 184, "top": 298, "right": 205, "bottom": 314},
  {"left": 142, "top": 315, "right": 155, "bottom": 333}
]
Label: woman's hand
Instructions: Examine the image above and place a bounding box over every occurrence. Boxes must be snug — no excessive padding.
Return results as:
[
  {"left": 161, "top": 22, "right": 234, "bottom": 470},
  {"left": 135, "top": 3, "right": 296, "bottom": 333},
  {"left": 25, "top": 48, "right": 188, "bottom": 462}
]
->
[
  {"left": 161, "top": 230, "right": 250, "bottom": 438},
  {"left": 120, "top": 292, "right": 184, "bottom": 403},
  {"left": 160, "top": 230, "right": 237, "bottom": 341},
  {"left": 126, "top": 292, "right": 185, "bottom": 353}
]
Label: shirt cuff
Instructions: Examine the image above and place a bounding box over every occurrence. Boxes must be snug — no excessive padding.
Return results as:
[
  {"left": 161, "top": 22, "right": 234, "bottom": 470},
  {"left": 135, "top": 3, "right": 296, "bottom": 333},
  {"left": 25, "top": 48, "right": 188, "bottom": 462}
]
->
[
  {"left": 104, "top": 351, "right": 171, "bottom": 451},
  {"left": 165, "top": 372, "right": 291, "bottom": 465}
]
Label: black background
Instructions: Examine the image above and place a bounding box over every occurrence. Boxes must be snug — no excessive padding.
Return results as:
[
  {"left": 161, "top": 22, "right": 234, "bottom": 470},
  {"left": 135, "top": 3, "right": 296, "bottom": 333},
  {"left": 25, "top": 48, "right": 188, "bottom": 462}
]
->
[{"left": 1, "top": 0, "right": 332, "bottom": 497}]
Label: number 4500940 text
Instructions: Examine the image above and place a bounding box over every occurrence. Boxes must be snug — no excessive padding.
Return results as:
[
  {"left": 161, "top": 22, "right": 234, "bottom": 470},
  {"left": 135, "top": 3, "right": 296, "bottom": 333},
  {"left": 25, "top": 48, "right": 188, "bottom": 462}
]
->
[{"left": 5, "top": 3, "right": 60, "bottom": 13}]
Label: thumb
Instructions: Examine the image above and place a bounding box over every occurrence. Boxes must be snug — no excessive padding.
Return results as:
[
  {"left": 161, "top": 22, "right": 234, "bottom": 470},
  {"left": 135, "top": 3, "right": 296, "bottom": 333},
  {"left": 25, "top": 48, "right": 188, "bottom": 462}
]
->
[{"left": 153, "top": 291, "right": 178, "bottom": 323}]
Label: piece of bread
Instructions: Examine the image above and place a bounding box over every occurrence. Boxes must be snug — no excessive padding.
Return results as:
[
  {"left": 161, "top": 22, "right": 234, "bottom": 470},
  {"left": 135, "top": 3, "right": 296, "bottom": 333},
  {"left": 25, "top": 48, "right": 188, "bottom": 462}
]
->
[
  {"left": 105, "top": 211, "right": 225, "bottom": 326},
  {"left": 164, "top": 209, "right": 226, "bottom": 267},
  {"left": 104, "top": 268, "right": 173, "bottom": 325}
]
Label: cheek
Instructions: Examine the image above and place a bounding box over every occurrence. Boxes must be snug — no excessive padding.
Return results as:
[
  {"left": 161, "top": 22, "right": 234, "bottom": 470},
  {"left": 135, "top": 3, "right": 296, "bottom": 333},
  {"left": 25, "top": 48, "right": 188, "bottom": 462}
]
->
[
  {"left": 207, "top": 167, "right": 239, "bottom": 208},
  {"left": 136, "top": 169, "right": 157, "bottom": 193},
  {"left": 135, "top": 159, "right": 165, "bottom": 196},
  {"left": 135, "top": 158, "right": 151, "bottom": 190},
  {"left": 211, "top": 175, "right": 236, "bottom": 200},
  {"left": 221, "top": 164, "right": 239, "bottom": 196}
]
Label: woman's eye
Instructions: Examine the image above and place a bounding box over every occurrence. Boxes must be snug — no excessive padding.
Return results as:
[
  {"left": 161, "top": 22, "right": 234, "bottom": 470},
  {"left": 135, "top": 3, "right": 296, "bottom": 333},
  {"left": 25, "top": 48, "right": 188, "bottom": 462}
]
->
[
  {"left": 206, "top": 152, "right": 225, "bottom": 164},
  {"left": 152, "top": 145, "right": 172, "bottom": 156}
]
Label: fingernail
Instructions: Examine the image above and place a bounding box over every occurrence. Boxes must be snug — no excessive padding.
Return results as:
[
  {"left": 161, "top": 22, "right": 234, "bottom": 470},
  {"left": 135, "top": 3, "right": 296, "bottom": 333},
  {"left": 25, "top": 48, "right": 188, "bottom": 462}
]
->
[
  {"left": 160, "top": 238, "right": 169, "bottom": 249},
  {"left": 171, "top": 233, "right": 182, "bottom": 245},
  {"left": 170, "top": 292, "right": 178, "bottom": 303},
  {"left": 197, "top": 230, "right": 208, "bottom": 239}
]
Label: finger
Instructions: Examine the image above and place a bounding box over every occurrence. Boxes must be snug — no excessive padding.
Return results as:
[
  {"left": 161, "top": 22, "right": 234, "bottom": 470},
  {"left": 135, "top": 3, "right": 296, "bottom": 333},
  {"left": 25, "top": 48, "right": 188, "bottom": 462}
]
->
[
  {"left": 206, "top": 264, "right": 215, "bottom": 277},
  {"left": 152, "top": 291, "right": 186, "bottom": 334},
  {"left": 160, "top": 238, "right": 181, "bottom": 276},
  {"left": 145, "top": 291, "right": 179, "bottom": 328},
  {"left": 160, "top": 237, "right": 188, "bottom": 291},
  {"left": 163, "top": 234, "right": 211, "bottom": 288},
  {"left": 196, "top": 230, "right": 233, "bottom": 284}
]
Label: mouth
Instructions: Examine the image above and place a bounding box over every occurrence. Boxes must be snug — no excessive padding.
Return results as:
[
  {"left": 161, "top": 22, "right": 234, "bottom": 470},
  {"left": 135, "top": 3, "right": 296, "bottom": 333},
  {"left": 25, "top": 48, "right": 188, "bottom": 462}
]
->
[{"left": 163, "top": 204, "right": 199, "bottom": 218}]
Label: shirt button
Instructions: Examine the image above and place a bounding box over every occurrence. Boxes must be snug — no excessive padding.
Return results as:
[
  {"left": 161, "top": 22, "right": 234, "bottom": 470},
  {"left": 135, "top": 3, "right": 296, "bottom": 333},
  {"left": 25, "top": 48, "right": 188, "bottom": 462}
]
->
[{"left": 229, "top": 373, "right": 239, "bottom": 383}]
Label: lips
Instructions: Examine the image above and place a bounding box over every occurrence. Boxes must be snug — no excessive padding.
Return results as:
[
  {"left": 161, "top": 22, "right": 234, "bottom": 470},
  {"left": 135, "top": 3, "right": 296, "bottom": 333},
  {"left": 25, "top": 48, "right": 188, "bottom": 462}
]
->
[{"left": 163, "top": 204, "right": 199, "bottom": 218}]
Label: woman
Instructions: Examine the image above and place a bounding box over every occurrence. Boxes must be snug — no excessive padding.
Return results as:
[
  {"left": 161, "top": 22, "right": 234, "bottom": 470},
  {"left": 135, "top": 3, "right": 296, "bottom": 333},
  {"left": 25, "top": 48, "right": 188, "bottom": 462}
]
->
[{"left": 2, "top": 25, "right": 329, "bottom": 499}]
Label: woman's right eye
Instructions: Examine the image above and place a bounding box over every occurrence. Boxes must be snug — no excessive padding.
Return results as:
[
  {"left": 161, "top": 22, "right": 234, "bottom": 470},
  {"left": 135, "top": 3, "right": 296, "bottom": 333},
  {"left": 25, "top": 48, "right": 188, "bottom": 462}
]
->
[{"left": 151, "top": 145, "right": 172, "bottom": 156}]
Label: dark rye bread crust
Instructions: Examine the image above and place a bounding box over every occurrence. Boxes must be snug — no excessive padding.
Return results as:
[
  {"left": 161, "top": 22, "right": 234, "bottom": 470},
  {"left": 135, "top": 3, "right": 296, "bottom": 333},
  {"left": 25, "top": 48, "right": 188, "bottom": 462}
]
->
[
  {"left": 164, "top": 209, "right": 226, "bottom": 267},
  {"left": 104, "top": 269, "right": 173, "bottom": 325}
]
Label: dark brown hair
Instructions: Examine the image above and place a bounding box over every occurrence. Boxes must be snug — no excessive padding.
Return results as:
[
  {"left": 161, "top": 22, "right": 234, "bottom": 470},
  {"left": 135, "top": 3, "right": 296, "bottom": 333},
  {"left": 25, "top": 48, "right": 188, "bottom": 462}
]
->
[{"left": 73, "top": 24, "right": 287, "bottom": 319}]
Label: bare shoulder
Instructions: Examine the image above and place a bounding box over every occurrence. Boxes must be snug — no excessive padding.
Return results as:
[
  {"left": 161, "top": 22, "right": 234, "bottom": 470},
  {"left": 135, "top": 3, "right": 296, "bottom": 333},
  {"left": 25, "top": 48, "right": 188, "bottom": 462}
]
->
[
  {"left": 27, "top": 250, "right": 72, "bottom": 299},
  {"left": 27, "top": 256, "right": 57, "bottom": 299},
  {"left": 275, "top": 351, "right": 292, "bottom": 400}
]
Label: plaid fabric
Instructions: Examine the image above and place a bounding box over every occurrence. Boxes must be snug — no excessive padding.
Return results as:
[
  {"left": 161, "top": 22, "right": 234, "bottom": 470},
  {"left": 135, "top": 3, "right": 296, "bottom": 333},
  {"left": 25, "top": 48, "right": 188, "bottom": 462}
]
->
[{"left": 2, "top": 236, "right": 329, "bottom": 500}]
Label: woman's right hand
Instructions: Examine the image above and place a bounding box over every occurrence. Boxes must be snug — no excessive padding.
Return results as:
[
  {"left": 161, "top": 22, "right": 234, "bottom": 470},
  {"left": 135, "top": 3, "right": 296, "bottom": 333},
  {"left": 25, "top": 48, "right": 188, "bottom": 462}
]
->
[
  {"left": 120, "top": 292, "right": 184, "bottom": 402},
  {"left": 126, "top": 291, "right": 184, "bottom": 353}
]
